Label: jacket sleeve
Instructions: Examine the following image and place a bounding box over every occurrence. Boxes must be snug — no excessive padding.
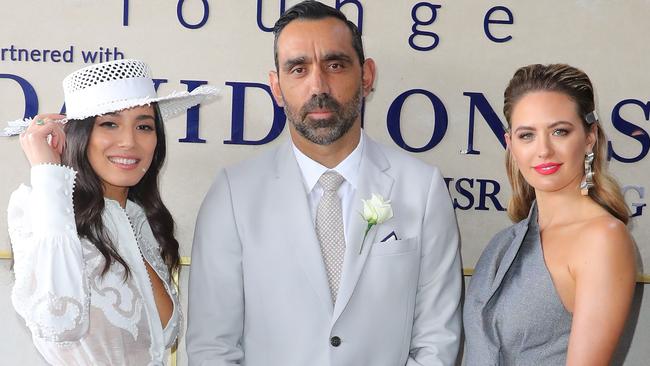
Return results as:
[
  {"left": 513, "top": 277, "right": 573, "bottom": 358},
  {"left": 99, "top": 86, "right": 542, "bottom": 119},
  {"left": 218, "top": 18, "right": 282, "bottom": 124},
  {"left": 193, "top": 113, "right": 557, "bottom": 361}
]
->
[
  {"left": 8, "top": 164, "right": 90, "bottom": 342},
  {"left": 186, "top": 169, "right": 245, "bottom": 365},
  {"left": 407, "top": 167, "right": 462, "bottom": 366}
]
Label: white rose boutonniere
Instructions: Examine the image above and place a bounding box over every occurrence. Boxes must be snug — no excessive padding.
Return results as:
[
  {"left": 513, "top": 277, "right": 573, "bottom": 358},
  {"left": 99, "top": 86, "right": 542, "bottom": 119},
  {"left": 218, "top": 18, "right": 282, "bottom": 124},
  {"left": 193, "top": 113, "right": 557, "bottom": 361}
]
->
[{"left": 359, "top": 194, "right": 393, "bottom": 254}]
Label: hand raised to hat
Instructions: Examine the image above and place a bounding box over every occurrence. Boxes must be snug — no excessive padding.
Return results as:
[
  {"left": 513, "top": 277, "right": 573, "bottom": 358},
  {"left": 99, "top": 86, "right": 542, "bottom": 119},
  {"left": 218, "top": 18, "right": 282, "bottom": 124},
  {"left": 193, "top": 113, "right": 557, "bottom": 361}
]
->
[{"left": 19, "top": 113, "right": 67, "bottom": 166}]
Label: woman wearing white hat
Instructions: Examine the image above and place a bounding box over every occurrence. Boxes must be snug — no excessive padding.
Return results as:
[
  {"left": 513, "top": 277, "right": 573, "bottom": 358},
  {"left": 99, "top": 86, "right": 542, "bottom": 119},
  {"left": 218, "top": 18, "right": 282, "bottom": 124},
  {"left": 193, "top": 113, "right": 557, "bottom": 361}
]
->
[{"left": 6, "top": 59, "right": 216, "bottom": 365}]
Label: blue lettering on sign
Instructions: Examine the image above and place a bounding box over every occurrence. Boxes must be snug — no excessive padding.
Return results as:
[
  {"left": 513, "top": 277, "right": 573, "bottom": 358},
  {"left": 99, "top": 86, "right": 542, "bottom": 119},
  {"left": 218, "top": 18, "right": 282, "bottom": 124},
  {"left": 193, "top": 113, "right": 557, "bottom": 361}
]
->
[
  {"left": 387, "top": 89, "right": 448, "bottom": 152},
  {"left": 463, "top": 92, "right": 507, "bottom": 154},
  {"left": 177, "top": 0, "right": 210, "bottom": 29},
  {"left": 336, "top": 0, "right": 364, "bottom": 33},
  {"left": 256, "top": 0, "right": 363, "bottom": 33},
  {"left": 409, "top": 2, "right": 441, "bottom": 51},
  {"left": 623, "top": 185, "right": 646, "bottom": 218},
  {"left": 451, "top": 177, "right": 475, "bottom": 210},
  {"left": 1, "top": 45, "right": 74, "bottom": 63},
  {"left": 484, "top": 6, "right": 514, "bottom": 43},
  {"left": 81, "top": 47, "right": 124, "bottom": 64},
  {"left": 444, "top": 177, "right": 507, "bottom": 211},
  {"left": 257, "top": 0, "right": 286, "bottom": 32},
  {"left": 178, "top": 80, "right": 208, "bottom": 143},
  {"left": 475, "top": 178, "right": 505, "bottom": 211},
  {"left": 0, "top": 74, "right": 38, "bottom": 119},
  {"left": 608, "top": 99, "right": 650, "bottom": 163},
  {"left": 123, "top": 0, "right": 129, "bottom": 26},
  {"left": 223, "top": 81, "right": 286, "bottom": 145}
]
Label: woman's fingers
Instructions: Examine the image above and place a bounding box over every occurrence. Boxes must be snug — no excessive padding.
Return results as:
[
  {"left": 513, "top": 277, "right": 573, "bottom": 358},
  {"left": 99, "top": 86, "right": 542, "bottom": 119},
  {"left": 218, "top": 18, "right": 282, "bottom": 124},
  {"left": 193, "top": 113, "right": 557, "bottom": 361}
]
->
[
  {"left": 33, "top": 113, "right": 66, "bottom": 122},
  {"left": 50, "top": 124, "right": 66, "bottom": 156},
  {"left": 20, "top": 114, "right": 66, "bottom": 166},
  {"left": 28, "top": 114, "right": 66, "bottom": 135}
]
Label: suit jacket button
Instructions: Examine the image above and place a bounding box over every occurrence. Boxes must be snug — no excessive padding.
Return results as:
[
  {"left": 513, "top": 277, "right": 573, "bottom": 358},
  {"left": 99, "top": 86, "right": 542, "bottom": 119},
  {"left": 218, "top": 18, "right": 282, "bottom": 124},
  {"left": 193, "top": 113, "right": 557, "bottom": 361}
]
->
[{"left": 330, "top": 336, "right": 341, "bottom": 347}]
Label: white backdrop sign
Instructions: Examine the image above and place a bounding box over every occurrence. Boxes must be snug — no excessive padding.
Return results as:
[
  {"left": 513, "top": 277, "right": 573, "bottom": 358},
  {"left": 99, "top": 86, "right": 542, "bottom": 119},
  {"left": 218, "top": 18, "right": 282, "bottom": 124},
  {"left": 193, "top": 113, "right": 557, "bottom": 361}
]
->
[{"left": 1, "top": 1, "right": 648, "bottom": 364}]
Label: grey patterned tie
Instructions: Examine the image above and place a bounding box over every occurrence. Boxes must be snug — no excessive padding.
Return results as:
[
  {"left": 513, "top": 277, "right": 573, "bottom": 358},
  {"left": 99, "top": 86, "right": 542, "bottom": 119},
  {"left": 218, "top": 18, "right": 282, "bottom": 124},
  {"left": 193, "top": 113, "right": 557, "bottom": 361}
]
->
[{"left": 315, "top": 171, "right": 346, "bottom": 304}]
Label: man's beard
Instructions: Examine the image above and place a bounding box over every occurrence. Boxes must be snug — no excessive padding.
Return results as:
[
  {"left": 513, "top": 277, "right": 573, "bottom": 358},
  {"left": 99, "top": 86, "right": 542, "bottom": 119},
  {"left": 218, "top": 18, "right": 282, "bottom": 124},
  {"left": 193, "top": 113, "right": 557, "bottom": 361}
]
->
[{"left": 284, "top": 90, "right": 362, "bottom": 146}]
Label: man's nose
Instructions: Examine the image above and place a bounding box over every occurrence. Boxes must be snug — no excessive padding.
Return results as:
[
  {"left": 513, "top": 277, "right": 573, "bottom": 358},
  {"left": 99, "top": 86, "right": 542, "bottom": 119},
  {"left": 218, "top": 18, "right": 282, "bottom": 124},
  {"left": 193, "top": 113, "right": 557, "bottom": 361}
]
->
[{"left": 308, "top": 67, "right": 330, "bottom": 96}]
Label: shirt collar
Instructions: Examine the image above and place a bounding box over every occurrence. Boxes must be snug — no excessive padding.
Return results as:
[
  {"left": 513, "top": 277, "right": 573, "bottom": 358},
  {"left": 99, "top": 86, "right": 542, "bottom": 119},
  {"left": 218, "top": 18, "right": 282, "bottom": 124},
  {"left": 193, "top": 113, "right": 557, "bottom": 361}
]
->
[
  {"left": 292, "top": 132, "right": 365, "bottom": 193},
  {"left": 104, "top": 197, "right": 146, "bottom": 223}
]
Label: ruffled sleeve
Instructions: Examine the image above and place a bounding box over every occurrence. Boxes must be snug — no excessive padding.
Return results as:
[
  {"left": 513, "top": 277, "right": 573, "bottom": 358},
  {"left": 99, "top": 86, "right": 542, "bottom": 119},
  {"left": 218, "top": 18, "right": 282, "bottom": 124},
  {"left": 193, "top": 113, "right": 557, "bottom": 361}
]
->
[{"left": 8, "top": 164, "right": 90, "bottom": 342}]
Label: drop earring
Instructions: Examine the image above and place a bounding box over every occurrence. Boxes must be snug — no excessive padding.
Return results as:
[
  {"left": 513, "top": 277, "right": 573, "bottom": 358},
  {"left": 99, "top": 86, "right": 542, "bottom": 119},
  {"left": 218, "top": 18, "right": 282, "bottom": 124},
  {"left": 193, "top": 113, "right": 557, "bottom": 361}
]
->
[{"left": 580, "top": 152, "right": 595, "bottom": 195}]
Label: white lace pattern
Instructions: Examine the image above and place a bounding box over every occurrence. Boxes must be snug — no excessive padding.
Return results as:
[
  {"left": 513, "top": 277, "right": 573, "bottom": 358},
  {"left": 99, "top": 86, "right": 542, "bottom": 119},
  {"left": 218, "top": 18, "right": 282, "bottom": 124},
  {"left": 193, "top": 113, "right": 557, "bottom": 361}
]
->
[{"left": 8, "top": 164, "right": 180, "bottom": 365}]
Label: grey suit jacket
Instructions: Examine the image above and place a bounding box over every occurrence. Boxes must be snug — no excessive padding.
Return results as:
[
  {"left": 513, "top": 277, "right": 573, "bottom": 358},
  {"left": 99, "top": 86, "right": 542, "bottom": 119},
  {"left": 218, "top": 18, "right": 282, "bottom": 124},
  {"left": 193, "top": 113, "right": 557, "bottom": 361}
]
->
[{"left": 187, "top": 134, "right": 462, "bottom": 366}]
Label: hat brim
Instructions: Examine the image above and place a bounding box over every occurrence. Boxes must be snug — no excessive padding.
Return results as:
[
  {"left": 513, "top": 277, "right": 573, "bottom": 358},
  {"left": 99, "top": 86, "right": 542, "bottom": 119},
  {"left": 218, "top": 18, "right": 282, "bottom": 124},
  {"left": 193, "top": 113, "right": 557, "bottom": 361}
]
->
[
  {"left": 66, "top": 85, "right": 219, "bottom": 120},
  {"left": 1, "top": 85, "right": 218, "bottom": 136}
]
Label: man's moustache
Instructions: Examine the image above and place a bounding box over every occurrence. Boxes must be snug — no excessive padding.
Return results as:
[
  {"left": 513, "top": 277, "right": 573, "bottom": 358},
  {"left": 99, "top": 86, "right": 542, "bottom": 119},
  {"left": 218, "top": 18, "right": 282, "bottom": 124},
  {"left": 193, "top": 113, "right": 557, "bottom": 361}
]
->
[{"left": 301, "top": 94, "right": 340, "bottom": 118}]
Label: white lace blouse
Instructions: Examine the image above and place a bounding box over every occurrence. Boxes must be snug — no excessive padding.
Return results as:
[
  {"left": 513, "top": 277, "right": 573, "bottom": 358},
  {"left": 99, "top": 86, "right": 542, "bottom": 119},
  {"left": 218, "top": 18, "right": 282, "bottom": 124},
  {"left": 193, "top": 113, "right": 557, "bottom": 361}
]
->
[{"left": 7, "top": 164, "right": 181, "bottom": 366}]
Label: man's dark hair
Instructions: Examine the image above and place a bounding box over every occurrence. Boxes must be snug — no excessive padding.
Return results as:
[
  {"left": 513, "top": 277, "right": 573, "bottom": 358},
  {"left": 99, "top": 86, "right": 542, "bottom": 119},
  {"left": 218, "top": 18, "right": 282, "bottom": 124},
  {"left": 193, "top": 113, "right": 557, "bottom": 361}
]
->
[{"left": 273, "top": 0, "right": 365, "bottom": 70}]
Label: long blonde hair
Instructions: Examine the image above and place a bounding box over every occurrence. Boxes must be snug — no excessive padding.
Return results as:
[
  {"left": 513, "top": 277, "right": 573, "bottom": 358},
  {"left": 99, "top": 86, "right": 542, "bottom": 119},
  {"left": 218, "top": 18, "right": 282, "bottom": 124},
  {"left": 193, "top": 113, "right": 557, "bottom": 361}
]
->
[{"left": 503, "top": 64, "right": 629, "bottom": 224}]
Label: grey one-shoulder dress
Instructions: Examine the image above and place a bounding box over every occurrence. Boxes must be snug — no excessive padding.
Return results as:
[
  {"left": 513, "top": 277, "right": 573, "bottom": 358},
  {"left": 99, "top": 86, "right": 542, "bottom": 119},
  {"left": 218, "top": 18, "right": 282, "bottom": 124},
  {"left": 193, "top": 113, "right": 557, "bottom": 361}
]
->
[{"left": 463, "top": 203, "right": 572, "bottom": 365}]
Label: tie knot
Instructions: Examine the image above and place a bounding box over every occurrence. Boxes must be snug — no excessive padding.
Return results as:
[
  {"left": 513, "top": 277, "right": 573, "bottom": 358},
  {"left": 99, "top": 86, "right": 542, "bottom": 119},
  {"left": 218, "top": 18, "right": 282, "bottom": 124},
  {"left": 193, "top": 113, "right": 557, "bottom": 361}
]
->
[{"left": 319, "top": 171, "right": 345, "bottom": 192}]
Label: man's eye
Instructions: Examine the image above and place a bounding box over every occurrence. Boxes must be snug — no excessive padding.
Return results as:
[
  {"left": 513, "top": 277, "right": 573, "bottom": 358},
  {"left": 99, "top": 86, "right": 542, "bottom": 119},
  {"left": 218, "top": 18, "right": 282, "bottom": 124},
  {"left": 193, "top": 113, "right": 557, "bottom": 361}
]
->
[
  {"left": 329, "top": 63, "right": 342, "bottom": 70},
  {"left": 291, "top": 67, "right": 305, "bottom": 74}
]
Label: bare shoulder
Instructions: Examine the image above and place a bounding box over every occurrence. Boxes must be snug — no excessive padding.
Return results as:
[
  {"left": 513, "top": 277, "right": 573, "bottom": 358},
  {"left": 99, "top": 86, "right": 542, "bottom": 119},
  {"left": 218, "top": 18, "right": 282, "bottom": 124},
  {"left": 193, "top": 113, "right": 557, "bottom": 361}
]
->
[
  {"left": 579, "top": 215, "right": 633, "bottom": 248},
  {"left": 572, "top": 214, "right": 636, "bottom": 275}
]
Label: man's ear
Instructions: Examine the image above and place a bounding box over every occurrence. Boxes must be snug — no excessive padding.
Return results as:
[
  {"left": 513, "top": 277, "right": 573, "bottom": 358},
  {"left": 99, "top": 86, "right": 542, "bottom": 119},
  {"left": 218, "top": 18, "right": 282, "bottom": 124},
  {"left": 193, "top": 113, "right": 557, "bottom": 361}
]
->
[
  {"left": 269, "top": 71, "right": 285, "bottom": 107},
  {"left": 361, "top": 58, "right": 376, "bottom": 97}
]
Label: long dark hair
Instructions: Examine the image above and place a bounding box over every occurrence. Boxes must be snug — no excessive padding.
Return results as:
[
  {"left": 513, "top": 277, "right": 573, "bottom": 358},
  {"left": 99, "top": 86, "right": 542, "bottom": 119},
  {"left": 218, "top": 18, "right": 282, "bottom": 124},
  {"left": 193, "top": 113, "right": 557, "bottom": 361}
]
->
[{"left": 62, "top": 103, "right": 180, "bottom": 277}]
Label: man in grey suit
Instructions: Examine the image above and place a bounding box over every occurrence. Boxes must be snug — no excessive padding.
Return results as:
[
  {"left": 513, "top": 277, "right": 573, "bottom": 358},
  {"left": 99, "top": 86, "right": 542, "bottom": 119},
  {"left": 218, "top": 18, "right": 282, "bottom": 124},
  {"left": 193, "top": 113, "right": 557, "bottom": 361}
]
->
[{"left": 186, "top": 1, "right": 462, "bottom": 365}]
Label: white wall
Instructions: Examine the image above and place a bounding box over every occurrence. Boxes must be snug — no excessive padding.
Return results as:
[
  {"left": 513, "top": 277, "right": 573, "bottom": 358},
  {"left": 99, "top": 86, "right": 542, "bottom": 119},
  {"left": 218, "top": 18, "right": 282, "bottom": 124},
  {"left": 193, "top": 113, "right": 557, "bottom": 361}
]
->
[{"left": 1, "top": 1, "right": 648, "bottom": 364}]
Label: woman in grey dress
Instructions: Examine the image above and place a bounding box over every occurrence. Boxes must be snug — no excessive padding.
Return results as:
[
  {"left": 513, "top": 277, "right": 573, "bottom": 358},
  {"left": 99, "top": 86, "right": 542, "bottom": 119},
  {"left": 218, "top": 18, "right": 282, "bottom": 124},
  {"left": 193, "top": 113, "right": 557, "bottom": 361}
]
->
[{"left": 464, "top": 64, "right": 636, "bottom": 365}]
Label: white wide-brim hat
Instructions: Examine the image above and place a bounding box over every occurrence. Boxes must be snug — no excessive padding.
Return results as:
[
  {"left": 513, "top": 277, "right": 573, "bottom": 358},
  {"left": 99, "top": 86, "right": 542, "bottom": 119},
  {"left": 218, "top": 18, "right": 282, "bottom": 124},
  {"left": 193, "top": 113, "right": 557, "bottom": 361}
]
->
[
  {"left": 63, "top": 59, "right": 217, "bottom": 120},
  {"left": 2, "top": 59, "right": 218, "bottom": 136}
]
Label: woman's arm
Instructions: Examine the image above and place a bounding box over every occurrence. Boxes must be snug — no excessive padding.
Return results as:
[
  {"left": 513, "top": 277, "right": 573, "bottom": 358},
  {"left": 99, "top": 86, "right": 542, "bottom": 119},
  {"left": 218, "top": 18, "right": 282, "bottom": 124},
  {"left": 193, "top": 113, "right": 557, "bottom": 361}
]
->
[
  {"left": 9, "top": 114, "right": 90, "bottom": 342},
  {"left": 9, "top": 164, "right": 90, "bottom": 342},
  {"left": 566, "top": 217, "right": 636, "bottom": 366}
]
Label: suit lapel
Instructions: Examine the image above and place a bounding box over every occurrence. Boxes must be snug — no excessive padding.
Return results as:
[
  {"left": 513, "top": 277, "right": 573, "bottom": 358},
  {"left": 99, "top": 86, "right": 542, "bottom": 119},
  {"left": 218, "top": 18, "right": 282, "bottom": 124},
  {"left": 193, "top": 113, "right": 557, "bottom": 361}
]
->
[
  {"left": 332, "top": 136, "right": 394, "bottom": 323},
  {"left": 274, "top": 142, "right": 334, "bottom": 314},
  {"left": 485, "top": 203, "right": 537, "bottom": 304}
]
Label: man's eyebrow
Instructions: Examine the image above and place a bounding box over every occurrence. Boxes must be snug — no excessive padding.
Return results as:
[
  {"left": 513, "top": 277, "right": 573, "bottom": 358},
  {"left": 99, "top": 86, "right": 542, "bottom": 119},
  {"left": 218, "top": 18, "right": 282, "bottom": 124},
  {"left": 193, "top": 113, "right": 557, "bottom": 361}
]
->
[
  {"left": 282, "top": 56, "right": 308, "bottom": 71},
  {"left": 322, "top": 52, "right": 353, "bottom": 63}
]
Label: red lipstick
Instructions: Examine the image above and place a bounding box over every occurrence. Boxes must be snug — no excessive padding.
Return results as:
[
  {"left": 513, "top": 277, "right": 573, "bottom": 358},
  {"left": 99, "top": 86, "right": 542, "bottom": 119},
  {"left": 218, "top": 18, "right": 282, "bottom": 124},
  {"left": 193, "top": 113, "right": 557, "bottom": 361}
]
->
[{"left": 534, "top": 162, "right": 562, "bottom": 175}]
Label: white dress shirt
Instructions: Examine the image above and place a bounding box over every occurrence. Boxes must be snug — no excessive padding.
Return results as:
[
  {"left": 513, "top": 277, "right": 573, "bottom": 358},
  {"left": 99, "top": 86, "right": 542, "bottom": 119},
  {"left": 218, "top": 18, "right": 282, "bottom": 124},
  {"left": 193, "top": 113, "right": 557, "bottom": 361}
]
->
[{"left": 291, "top": 133, "right": 364, "bottom": 245}]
